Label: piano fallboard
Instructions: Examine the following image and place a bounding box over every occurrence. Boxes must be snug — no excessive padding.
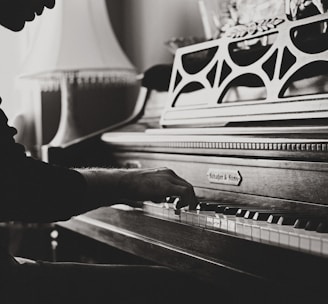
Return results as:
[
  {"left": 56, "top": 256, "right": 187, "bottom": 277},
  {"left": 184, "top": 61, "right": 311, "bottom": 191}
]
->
[{"left": 107, "top": 151, "right": 328, "bottom": 214}]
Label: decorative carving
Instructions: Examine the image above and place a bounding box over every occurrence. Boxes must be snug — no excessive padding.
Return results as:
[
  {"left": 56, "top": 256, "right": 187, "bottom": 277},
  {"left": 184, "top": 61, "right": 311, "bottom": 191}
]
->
[
  {"left": 224, "top": 17, "right": 284, "bottom": 38},
  {"left": 147, "top": 140, "right": 328, "bottom": 152},
  {"left": 286, "top": 0, "right": 328, "bottom": 20},
  {"left": 161, "top": 12, "right": 328, "bottom": 128}
]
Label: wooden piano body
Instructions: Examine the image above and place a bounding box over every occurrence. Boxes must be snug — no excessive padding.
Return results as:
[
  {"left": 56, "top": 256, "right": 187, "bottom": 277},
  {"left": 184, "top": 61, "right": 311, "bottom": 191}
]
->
[{"left": 56, "top": 9, "right": 328, "bottom": 301}]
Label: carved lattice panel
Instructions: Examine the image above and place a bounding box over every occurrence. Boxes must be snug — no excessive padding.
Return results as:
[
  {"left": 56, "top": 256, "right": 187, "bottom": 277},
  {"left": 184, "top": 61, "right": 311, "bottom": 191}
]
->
[{"left": 161, "top": 12, "right": 328, "bottom": 127}]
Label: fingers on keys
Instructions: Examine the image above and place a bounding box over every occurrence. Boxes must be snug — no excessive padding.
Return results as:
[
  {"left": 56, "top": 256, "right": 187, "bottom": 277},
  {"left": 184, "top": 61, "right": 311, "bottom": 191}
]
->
[{"left": 160, "top": 168, "right": 197, "bottom": 209}]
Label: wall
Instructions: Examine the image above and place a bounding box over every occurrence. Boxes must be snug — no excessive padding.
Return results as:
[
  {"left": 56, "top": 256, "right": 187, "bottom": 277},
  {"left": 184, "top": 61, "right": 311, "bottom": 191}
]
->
[
  {"left": 0, "top": 27, "right": 24, "bottom": 120},
  {"left": 106, "top": 0, "right": 204, "bottom": 73},
  {"left": 0, "top": 1, "right": 205, "bottom": 153},
  {"left": 0, "top": 8, "right": 54, "bottom": 150}
]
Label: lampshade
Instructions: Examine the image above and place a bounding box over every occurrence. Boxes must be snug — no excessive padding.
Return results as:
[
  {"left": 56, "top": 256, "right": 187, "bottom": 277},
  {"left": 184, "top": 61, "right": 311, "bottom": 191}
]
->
[
  {"left": 19, "top": 0, "right": 137, "bottom": 149},
  {"left": 20, "top": 0, "right": 136, "bottom": 83}
]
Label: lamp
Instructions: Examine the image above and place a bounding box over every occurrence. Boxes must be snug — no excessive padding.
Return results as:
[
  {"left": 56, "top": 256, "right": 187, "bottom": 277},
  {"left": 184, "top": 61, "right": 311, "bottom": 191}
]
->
[{"left": 20, "top": 0, "right": 136, "bottom": 147}]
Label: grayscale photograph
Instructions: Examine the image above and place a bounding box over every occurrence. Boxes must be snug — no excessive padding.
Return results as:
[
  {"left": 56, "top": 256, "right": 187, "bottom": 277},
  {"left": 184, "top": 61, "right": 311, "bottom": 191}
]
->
[{"left": 0, "top": 0, "right": 327, "bottom": 303}]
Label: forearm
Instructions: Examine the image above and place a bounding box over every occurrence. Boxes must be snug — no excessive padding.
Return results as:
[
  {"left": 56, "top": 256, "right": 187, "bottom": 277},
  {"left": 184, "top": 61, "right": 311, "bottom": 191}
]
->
[
  {"left": 76, "top": 168, "right": 127, "bottom": 206},
  {"left": 0, "top": 106, "right": 196, "bottom": 223},
  {"left": 76, "top": 167, "right": 198, "bottom": 209}
]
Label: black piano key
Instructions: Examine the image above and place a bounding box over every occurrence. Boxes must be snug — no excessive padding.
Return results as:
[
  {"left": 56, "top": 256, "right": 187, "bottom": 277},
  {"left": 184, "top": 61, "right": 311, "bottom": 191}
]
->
[
  {"left": 293, "top": 218, "right": 308, "bottom": 229},
  {"left": 267, "top": 210, "right": 300, "bottom": 224},
  {"left": 171, "top": 197, "right": 181, "bottom": 210},
  {"left": 244, "top": 210, "right": 256, "bottom": 219},
  {"left": 215, "top": 205, "right": 231, "bottom": 214},
  {"left": 267, "top": 214, "right": 287, "bottom": 224},
  {"left": 237, "top": 208, "right": 288, "bottom": 221},
  {"left": 316, "top": 221, "right": 328, "bottom": 233},
  {"left": 214, "top": 205, "right": 243, "bottom": 215},
  {"left": 166, "top": 196, "right": 177, "bottom": 204},
  {"left": 174, "top": 209, "right": 181, "bottom": 215},
  {"left": 236, "top": 208, "right": 248, "bottom": 217},
  {"left": 277, "top": 215, "right": 299, "bottom": 226},
  {"left": 253, "top": 211, "right": 271, "bottom": 221},
  {"left": 236, "top": 209, "right": 272, "bottom": 220},
  {"left": 267, "top": 214, "right": 280, "bottom": 224},
  {"left": 237, "top": 208, "right": 262, "bottom": 218},
  {"left": 198, "top": 202, "right": 220, "bottom": 211},
  {"left": 253, "top": 210, "right": 289, "bottom": 222},
  {"left": 223, "top": 206, "right": 240, "bottom": 215},
  {"left": 305, "top": 219, "right": 321, "bottom": 231}
]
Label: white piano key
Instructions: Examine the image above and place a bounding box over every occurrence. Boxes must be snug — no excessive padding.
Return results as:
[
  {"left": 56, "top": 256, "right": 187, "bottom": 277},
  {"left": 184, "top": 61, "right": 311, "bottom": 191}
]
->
[
  {"left": 243, "top": 222, "right": 253, "bottom": 237},
  {"left": 205, "top": 215, "right": 215, "bottom": 229},
  {"left": 279, "top": 229, "right": 289, "bottom": 246},
  {"left": 252, "top": 212, "right": 282, "bottom": 242},
  {"left": 213, "top": 216, "right": 221, "bottom": 230},
  {"left": 143, "top": 202, "right": 164, "bottom": 217},
  {"left": 235, "top": 218, "right": 264, "bottom": 240},
  {"left": 277, "top": 225, "right": 297, "bottom": 247},
  {"left": 163, "top": 203, "right": 169, "bottom": 218},
  {"left": 309, "top": 234, "right": 322, "bottom": 255},
  {"left": 276, "top": 225, "right": 301, "bottom": 251},
  {"left": 220, "top": 215, "right": 228, "bottom": 231},
  {"left": 235, "top": 218, "right": 246, "bottom": 235},
  {"left": 251, "top": 223, "right": 261, "bottom": 240},
  {"left": 321, "top": 235, "right": 328, "bottom": 257},
  {"left": 299, "top": 231, "right": 311, "bottom": 252},
  {"left": 269, "top": 228, "right": 280, "bottom": 244},
  {"left": 227, "top": 221, "right": 236, "bottom": 233},
  {"left": 144, "top": 202, "right": 328, "bottom": 258},
  {"left": 180, "top": 211, "right": 188, "bottom": 224},
  {"left": 260, "top": 225, "right": 271, "bottom": 242},
  {"left": 235, "top": 218, "right": 255, "bottom": 238},
  {"left": 198, "top": 213, "right": 207, "bottom": 227},
  {"left": 142, "top": 203, "right": 152, "bottom": 214},
  {"left": 191, "top": 211, "right": 200, "bottom": 227},
  {"left": 186, "top": 212, "right": 194, "bottom": 225},
  {"left": 167, "top": 208, "right": 176, "bottom": 220},
  {"left": 289, "top": 231, "right": 300, "bottom": 249},
  {"left": 292, "top": 229, "right": 322, "bottom": 255},
  {"left": 227, "top": 216, "right": 237, "bottom": 233}
]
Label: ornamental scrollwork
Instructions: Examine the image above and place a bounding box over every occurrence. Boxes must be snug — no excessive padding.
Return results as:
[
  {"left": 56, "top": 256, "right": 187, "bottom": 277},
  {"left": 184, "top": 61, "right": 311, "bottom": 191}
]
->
[{"left": 224, "top": 17, "right": 285, "bottom": 38}]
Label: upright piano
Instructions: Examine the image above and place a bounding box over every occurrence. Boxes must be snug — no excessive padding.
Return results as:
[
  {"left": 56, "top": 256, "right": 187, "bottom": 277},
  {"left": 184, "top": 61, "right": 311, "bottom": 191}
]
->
[{"left": 57, "top": 9, "right": 328, "bottom": 302}]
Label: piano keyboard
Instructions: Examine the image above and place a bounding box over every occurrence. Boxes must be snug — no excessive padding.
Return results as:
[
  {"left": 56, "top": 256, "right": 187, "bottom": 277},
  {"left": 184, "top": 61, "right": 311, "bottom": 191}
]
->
[{"left": 143, "top": 200, "right": 328, "bottom": 258}]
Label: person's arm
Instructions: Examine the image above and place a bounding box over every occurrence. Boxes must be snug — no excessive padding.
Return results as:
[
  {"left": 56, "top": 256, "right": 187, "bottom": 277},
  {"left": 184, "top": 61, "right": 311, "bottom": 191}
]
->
[
  {"left": 0, "top": 107, "right": 197, "bottom": 223},
  {"left": 0, "top": 107, "right": 94, "bottom": 222},
  {"left": 77, "top": 167, "right": 197, "bottom": 209}
]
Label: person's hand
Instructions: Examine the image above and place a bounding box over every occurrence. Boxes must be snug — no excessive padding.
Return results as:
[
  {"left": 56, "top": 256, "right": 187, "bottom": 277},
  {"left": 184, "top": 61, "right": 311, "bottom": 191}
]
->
[
  {"left": 79, "top": 167, "right": 198, "bottom": 210},
  {"left": 117, "top": 168, "right": 198, "bottom": 210}
]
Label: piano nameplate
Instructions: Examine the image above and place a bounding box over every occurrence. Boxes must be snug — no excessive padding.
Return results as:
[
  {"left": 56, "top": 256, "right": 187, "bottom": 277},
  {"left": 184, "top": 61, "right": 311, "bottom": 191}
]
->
[{"left": 207, "top": 168, "right": 242, "bottom": 186}]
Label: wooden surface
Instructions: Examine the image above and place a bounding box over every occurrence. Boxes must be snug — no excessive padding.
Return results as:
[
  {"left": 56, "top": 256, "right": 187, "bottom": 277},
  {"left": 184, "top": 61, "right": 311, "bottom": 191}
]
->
[
  {"left": 102, "top": 130, "right": 328, "bottom": 161},
  {"left": 106, "top": 151, "right": 328, "bottom": 212},
  {"left": 58, "top": 205, "right": 328, "bottom": 297}
]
